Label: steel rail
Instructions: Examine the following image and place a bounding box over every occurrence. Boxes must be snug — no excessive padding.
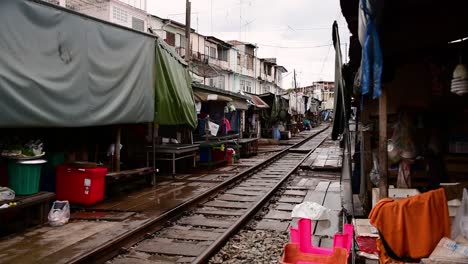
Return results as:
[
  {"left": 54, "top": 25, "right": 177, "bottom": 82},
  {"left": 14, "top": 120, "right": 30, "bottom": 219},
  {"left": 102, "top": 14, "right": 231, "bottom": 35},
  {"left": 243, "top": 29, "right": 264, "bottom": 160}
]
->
[
  {"left": 70, "top": 125, "right": 329, "bottom": 264},
  {"left": 192, "top": 129, "right": 329, "bottom": 263}
]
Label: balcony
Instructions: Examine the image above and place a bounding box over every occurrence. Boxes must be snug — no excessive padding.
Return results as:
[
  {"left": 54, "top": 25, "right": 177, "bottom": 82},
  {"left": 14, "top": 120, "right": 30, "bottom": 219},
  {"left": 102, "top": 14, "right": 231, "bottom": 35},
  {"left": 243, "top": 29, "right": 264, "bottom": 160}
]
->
[
  {"left": 175, "top": 47, "right": 186, "bottom": 59},
  {"left": 191, "top": 52, "right": 208, "bottom": 63}
]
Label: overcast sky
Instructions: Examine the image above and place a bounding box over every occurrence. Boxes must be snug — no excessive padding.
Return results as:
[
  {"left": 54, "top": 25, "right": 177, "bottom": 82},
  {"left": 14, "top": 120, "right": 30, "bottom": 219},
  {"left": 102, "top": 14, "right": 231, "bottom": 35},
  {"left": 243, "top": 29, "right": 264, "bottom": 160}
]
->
[{"left": 147, "top": 0, "right": 350, "bottom": 88}]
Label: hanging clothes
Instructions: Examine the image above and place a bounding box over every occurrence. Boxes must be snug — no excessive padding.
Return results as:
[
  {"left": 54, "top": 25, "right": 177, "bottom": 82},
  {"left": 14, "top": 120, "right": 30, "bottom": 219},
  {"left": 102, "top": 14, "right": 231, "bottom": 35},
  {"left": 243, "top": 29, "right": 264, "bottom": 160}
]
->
[
  {"left": 223, "top": 117, "right": 231, "bottom": 132},
  {"left": 360, "top": 0, "right": 383, "bottom": 99},
  {"left": 331, "top": 21, "right": 351, "bottom": 140}
]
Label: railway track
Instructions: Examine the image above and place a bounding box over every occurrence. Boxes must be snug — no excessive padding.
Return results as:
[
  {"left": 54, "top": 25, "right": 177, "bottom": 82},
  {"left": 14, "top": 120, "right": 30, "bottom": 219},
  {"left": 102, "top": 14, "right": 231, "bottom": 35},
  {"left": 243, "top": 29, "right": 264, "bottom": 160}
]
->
[{"left": 72, "top": 126, "right": 330, "bottom": 264}]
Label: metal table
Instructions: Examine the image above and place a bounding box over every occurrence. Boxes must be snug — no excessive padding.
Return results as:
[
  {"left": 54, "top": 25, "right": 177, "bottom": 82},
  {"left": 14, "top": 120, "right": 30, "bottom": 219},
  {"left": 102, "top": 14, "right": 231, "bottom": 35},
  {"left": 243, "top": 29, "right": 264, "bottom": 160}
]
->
[{"left": 147, "top": 144, "right": 199, "bottom": 176}]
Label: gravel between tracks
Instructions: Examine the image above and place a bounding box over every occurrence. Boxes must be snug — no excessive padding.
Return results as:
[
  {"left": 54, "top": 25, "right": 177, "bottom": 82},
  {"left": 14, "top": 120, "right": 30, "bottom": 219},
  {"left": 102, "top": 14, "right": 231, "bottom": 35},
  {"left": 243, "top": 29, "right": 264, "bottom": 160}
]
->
[{"left": 208, "top": 229, "right": 288, "bottom": 264}]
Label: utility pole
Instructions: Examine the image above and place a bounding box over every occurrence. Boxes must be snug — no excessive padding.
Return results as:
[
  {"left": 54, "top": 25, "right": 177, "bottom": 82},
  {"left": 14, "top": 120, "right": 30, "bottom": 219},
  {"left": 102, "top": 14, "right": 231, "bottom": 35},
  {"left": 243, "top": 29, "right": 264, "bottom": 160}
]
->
[
  {"left": 239, "top": 0, "right": 242, "bottom": 40},
  {"left": 294, "top": 69, "right": 298, "bottom": 117},
  {"left": 185, "top": 0, "right": 191, "bottom": 63}
]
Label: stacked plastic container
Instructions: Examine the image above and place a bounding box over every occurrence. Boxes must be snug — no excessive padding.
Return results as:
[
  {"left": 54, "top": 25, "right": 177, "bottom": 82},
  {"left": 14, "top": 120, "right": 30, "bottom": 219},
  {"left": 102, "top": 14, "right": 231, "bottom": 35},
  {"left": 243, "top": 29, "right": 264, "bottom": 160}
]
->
[{"left": 279, "top": 218, "right": 354, "bottom": 264}]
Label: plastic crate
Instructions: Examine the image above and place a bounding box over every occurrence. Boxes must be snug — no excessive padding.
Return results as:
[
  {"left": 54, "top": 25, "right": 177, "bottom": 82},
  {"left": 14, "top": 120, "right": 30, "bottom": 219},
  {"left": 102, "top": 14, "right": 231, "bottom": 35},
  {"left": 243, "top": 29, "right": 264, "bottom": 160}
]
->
[{"left": 56, "top": 165, "right": 107, "bottom": 205}]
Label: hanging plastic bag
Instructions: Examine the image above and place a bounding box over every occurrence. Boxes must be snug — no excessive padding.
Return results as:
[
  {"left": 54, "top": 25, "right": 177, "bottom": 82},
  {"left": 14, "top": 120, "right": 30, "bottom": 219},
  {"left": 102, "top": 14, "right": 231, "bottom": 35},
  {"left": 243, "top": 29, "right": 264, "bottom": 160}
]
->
[
  {"left": 391, "top": 113, "right": 416, "bottom": 159},
  {"left": 452, "top": 188, "right": 468, "bottom": 240},
  {"left": 369, "top": 152, "right": 380, "bottom": 186},
  {"left": 0, "top": 187, "right": 15, "bottom": 202},
  {"left": 48, "top": 200, "right": 70, "bottom": 227}
]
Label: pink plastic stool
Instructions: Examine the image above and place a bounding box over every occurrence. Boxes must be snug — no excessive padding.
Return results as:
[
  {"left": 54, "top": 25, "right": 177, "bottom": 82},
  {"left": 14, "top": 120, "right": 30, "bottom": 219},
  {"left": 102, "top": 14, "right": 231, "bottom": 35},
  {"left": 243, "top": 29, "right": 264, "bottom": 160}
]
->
[{"left": 289, "top": 218, "right": 354, "bottom": 257}]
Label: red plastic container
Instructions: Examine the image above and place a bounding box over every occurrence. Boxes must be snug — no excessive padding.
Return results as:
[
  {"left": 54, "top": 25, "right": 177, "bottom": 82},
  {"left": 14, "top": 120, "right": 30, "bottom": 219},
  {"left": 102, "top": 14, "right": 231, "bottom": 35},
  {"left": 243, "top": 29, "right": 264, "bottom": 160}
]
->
[
  {"left": 227, "top": 149, "right": 235, "bottom": 165},
  {"left": 56, "top": 165, "right": 107, "bottom": 205},
  {"left": 212, "top": 149, "right": 226, "bottom": 162}
]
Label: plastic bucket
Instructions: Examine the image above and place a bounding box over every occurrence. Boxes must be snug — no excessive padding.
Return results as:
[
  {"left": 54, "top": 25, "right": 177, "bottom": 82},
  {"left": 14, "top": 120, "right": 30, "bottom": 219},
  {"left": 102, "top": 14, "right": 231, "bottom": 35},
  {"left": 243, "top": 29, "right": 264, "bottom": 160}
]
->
[
  {"left": 8, "top": 159, "right": 47, "bottom": 195},
  {"left": 41, "top": 152, "right": 65, "bottom": 192},
  {"left": 227, "top": 149, "right": 235, "bottom": 164}
]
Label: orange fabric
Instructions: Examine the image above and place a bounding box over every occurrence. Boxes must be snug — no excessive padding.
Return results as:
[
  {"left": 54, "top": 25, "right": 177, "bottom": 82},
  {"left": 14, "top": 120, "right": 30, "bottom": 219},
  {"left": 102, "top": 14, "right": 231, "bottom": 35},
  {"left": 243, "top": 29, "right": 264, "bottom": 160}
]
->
[
  {"left": 376, "top": 238, "right": 403, "bottom": 264},
  {"left": 369, "top": 188, "right": 450, "bottom": 260}
]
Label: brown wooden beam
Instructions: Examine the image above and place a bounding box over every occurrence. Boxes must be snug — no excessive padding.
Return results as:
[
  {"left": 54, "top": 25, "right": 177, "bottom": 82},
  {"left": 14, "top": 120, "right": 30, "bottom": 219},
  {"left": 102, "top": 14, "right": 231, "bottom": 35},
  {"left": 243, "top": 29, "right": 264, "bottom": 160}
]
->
[
  {"left": 115, "top": 126, "right": 121, "bottom": 172},
  {"left": 378, "top": 88, "right": 388, "bottom": 199}
]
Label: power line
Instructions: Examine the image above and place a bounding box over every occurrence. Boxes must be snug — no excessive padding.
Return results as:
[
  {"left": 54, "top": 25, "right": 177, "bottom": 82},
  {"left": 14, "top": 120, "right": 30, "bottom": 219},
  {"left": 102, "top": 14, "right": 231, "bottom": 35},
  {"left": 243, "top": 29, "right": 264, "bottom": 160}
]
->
[
  {"left": 256, "top": 43, "right": 331, "bottom": 49},
  {"left": 319, "top": 43, "right": 333, "bottom": 76}
]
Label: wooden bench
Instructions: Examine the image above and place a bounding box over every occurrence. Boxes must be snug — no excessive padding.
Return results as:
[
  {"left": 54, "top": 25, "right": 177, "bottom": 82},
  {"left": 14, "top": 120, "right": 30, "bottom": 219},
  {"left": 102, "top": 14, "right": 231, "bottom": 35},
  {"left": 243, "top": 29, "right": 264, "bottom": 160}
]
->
[
  {"left": 229, "top": 138, "right": 258, "bottom": 158},
  {"left": 0, "top": 192, "right": 55, "bottom": 236},
  {"left": 106, "top": 167, "right": 155, "bottom": 184}
]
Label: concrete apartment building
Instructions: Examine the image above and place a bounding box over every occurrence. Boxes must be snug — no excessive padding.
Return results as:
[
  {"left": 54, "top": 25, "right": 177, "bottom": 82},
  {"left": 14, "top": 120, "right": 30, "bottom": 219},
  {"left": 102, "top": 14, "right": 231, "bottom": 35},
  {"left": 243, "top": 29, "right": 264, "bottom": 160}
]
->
[
  {"left": 42, "top": 0, "right": 287, "bottom": 95},
  {"left": 43, "top": 0, "right": 148, "bottom": 31},
  {"left": 298, "top": 81, "right": 335, "bottom": 110}
]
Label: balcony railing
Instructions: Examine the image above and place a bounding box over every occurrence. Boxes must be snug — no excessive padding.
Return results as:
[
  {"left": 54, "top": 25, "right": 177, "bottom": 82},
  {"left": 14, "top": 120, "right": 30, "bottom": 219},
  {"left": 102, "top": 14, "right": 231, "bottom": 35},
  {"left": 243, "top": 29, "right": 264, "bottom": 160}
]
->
[{"left": 191, "top": 52, "right": 209, "bottom": 63}]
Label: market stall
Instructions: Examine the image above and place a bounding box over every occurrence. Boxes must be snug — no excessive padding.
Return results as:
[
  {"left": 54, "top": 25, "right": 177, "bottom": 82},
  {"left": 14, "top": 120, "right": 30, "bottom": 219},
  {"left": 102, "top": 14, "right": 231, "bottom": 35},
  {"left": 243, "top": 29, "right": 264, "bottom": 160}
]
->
[
  {"left": 0, "top": 0, "right": 196, "bottom": 235},
  {"left": 148, "top": 39, "right": 198, "bottom": 177},
  {"left": 337, "top": 0, "right": 468, "bottom": 262},
  {"left": 193, "top": 87, "right": 242, "bottom": 166}
]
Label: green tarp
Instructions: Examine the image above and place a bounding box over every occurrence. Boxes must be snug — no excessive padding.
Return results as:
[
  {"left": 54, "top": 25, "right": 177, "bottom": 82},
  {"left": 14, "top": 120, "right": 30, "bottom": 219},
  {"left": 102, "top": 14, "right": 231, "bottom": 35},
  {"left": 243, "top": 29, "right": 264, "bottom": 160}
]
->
[{"left": 154, "top": 40, "right": 197, "bottom": 129}]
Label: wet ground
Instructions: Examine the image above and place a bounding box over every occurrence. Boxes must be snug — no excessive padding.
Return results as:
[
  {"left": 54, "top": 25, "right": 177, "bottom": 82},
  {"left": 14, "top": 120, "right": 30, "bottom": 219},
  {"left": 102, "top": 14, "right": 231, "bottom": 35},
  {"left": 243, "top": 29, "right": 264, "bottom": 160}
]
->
[
  {"left": 0, "top": 137, "right": 290, "bottom": 264},
  {"left": 0, "top": 126, "right": 343, "bottom": 264}
]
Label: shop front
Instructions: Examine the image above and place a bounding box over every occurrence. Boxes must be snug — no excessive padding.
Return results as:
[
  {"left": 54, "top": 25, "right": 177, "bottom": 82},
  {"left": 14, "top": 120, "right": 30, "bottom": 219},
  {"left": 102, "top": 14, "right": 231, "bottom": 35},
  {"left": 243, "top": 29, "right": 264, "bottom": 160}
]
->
[
  {"left": 0, "top": 0, "right": 195, "bottom": 236},
  {"left": 338, "top": 0, "right": 468, "bottom": 262}
]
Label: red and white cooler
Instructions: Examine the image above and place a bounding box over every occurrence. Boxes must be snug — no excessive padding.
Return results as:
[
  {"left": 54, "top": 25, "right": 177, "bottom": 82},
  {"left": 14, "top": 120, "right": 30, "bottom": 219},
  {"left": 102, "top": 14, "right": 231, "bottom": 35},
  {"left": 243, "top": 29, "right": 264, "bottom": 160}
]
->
[{"left": 56, "top": 165, "right": 107, "bottom": 205}]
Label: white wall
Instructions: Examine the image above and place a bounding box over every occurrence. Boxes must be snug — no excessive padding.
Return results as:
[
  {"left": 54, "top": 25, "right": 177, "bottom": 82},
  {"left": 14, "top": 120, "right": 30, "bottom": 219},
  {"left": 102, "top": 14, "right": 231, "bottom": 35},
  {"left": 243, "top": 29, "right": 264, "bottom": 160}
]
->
[
  {"left": 148, "top": 16, "right": 166, "bottom": 38},
  {"left": 71, "top": 1, "right": 110, "bottom": 21},
  {"left": 109, "top": 1, "right": 147, "bottom": 31},
  {"left": 115, "top": 0, "right": 146, "bottom": 11}
]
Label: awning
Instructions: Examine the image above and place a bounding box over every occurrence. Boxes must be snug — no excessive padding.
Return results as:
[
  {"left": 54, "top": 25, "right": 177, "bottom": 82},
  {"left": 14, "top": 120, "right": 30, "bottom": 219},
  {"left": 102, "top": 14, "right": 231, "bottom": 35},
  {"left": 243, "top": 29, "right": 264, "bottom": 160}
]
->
[
  {"left": 193, "top": 91, "right": 232, "bottom": 102},
  {"left": 154, "top": 39, "right": 197, "bottom": 129},
  {"left": 231, "top": 99, "right": 248, "bottom": 110},
  {"left": 248, "top": 94, "right": 270, "bottom": 109}
]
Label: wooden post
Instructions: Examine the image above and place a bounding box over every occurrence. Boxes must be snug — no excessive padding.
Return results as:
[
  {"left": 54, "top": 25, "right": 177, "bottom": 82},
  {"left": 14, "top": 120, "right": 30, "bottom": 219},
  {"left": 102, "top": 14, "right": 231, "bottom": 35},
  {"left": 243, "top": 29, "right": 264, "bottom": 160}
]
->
[
  {"left": 115, "top": 126, "right": 121, "bottom": 172},
  {"left": 378, "top": 88, "right": 388, "bottom": 199},
  {"left": 185, "top": 0, "right": 191, "bottom": 63},
  {"left": 152, "top": 123, "right": 156, "bottom": 185}
]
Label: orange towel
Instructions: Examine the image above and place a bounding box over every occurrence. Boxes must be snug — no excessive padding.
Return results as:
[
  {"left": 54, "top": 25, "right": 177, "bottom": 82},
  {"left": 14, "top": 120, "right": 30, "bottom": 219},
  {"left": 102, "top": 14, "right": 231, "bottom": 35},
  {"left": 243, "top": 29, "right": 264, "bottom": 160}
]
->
[{"left": 369, "top": 188, "right": 450, "bottom": 262}]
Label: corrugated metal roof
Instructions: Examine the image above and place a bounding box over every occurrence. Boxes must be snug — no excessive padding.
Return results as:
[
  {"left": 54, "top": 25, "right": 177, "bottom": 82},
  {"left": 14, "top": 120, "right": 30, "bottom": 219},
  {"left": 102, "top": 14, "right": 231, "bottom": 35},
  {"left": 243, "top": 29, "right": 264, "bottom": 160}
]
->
[{"left": 248, "top": 94, "right": 270, "bottom": 109}]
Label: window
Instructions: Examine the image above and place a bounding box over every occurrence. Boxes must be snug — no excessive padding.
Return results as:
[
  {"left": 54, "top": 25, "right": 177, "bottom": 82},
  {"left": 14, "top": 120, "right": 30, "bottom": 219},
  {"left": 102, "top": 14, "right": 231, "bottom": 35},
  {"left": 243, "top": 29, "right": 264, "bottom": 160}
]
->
[
  {"left": 218, "top": 76, "right": 225, "bottom": 89},
  {"left": 132, "top": 17, "right": 144, "bottom": 31},
  {"left": 245, "top": 81, "right": 252, "bottom": 93},
  {"left": 113, "top": 6, "right": 128, "bottom": 23},
  {"left": 246, "top": 55, "right": 253, "bottom": 70},
  {"left": 209, "top": 47, "right": 216, "bottom": 58},
  {"left": 240, "top": 80, "right": 246, "bottom": 91},
  {"left": 240, "top": 80, "right": 252, "bottom": 93},
  {"left": 264, "top": 65, "right": 272, "bottom": 76},
  {"left": 209, "top": 78, "right": 215, "bottom": 87},
  {"left": 237, "top": 53, "right": 241, "bottom": 65},
  {"left": 180, "top": 36, "right": 186, "bottom": 49},
  {"left": 217, "top": 46, "right": 228, "bottom": 62},
  {"left": 165, "top": 31, "right": 175, "bottom": 47},
  {"left": 263, "top": 85, "right": 271, "bottom": 93}
]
